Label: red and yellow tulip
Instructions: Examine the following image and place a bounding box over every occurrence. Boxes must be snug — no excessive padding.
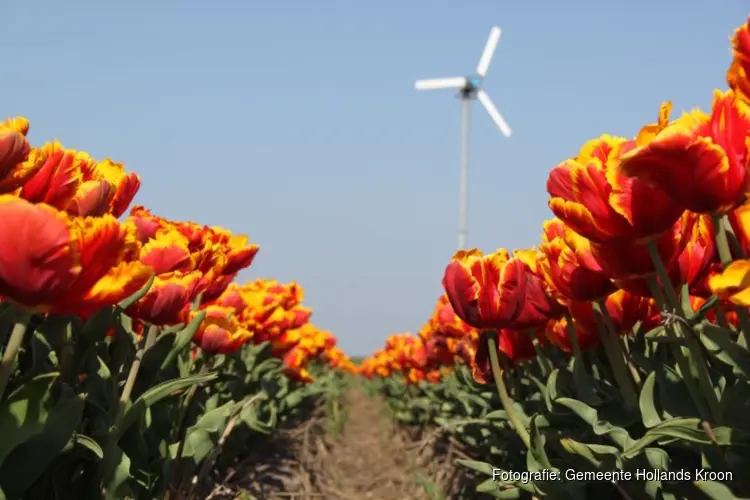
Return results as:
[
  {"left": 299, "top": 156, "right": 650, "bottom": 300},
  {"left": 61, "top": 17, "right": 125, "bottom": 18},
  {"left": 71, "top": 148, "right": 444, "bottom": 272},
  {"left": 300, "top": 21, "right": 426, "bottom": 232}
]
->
[{"left": 0, "top": 113, "right": 350, "bottom": 385}]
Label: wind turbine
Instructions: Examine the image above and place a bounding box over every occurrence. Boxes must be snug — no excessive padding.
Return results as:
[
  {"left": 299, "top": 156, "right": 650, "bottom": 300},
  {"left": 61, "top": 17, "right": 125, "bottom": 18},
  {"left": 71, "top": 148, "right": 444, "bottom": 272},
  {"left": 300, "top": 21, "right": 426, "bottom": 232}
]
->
[{"left": 415, "top": 26, "right": 512, "bottom": 250}]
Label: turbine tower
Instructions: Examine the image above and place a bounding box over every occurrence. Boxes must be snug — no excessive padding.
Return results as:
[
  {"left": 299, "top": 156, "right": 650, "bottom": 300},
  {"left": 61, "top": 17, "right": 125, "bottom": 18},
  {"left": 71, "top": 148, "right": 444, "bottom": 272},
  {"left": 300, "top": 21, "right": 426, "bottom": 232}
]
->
[{"left": 415, "top": 26, "right": 512, "bottom": 250}]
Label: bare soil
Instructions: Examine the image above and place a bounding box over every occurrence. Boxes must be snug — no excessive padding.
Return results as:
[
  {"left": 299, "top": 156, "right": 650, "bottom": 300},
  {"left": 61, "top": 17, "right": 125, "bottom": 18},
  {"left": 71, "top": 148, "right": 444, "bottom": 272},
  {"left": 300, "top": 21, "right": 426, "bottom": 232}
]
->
[{"left": 199, "top": 381, "right": 476, "bottom": 500}]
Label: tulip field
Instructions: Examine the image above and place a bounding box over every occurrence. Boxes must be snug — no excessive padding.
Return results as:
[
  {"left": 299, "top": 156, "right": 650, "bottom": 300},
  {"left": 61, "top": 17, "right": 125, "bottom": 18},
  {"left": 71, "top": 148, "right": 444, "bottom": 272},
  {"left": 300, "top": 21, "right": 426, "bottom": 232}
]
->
[
  {"left": 3, "top": 13, "right": 750, "bottom": 500},
  {"left": 358, "top": 15, "right": 750, "bottom": 500},
  {"left": 0, "top": 93, "right": 362, "bottom": 495}
]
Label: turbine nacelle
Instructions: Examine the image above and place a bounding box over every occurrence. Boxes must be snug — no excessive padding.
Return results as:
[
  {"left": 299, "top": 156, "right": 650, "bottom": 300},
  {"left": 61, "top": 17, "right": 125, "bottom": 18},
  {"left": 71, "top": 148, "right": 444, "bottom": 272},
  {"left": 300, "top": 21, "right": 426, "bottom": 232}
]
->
[{"left": 459, "top": 75, "right": 483, "bottom": 98}]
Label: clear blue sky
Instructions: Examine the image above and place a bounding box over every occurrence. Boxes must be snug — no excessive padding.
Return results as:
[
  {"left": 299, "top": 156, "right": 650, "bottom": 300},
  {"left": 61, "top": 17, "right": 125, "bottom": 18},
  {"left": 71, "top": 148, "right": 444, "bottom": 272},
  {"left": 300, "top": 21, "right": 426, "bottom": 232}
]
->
[{"left": 3, "top": 1, "right": 746, "bottom": 355}]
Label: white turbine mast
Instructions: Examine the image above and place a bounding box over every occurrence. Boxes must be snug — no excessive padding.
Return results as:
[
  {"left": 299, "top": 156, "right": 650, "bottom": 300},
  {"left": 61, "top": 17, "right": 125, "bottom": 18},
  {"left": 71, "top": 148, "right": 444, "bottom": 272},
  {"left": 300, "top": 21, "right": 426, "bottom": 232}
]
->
[{"left": 415, "top": 26, "right": 512, "bottom": 250}]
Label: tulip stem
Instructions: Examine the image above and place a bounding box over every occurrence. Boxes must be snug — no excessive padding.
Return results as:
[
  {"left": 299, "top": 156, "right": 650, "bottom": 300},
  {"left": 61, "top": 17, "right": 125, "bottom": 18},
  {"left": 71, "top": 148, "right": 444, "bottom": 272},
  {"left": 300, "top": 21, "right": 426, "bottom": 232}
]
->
[
  {"left": 593, "top": 302, "right": 638, "bottom": 409},
  {"left": 646, "top": 276, "right": 720, "bottom": 425},
  {"left": 533, "top": 345, "right": 549, "bottom": 377},
  {"left": 724, "top": 221, "right": 747, "bottom": 258},
  {"left": 712, "top": 214, "right": 749, "bottom": 347},
  {"left": 532, "top": 329, "right": 553, "bottom": 376},
  {"left": 563, "top": 311, "right": 586, "bottom": 373},
  {"left": 645, "top": 241, "right": 680, "bottom": 309},
  {"left": 170, "top": 358, "right": 214, "bottom": 492},
  {"left": 714, "top": 302, "right": 729, "bottom": 329},
  {"left": 620, "top": 338, "right": 642, "bottom": 388},
  {"left": 713, "top": 215, "right": 735, "bottom": 265},
  {"left": 646, "top": 240, "right": 722, "bottom": 423},
  {"left": 120, "top": 324, "right": 158, "bottom": 404},
  {"left": 59, "top": 320, "right": 76, "bottom": 386},
  {"left": 677, "top": 321, "right": 722, "bottom": 424},
  {"left": 485, "top": 331, "right": 530, "bottom": 449},
  {"left": 0, "top": 317, "right": 30, "bottom": 402}
]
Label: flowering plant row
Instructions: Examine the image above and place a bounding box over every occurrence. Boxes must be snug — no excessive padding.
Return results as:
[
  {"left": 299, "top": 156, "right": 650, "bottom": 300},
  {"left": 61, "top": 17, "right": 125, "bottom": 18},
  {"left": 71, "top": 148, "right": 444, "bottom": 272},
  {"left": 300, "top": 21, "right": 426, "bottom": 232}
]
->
[
  {"left": 0, "top": 107, "right": 354, "bottom": 498},
  {"left": 359, "top": 15, "right": 750, "bottom": 500}
]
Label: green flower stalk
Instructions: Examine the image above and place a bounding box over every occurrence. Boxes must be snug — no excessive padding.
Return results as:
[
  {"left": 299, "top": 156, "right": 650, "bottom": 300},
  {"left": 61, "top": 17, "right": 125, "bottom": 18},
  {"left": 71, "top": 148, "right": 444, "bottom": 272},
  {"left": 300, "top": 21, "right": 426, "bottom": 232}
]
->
[
  {"left": 120, "top": 324, "right": 159, "bottom": 405},
  {"left": 592, "top": 302, "right": 638, "bottom": 409},
  {"left": 0, "top": 312, "right": 31, "bottom": 402},
  {"left": 484, "top": 330, "right": 530, "bottom": 449},
  {"left": 563, "top": 310, "right": 586, "bottom": 373},
  {"left": 646, "top": 241, "right": 722, "bottom": 424}
]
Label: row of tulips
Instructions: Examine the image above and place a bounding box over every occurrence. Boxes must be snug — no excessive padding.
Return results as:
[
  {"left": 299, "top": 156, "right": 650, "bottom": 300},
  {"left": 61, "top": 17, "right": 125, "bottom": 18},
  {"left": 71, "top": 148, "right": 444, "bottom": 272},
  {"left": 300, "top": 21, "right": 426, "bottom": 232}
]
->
[
  {"left": 360, "top": 15, "right": 750, "bottom": 500},
  {"left": 0, "top": 113, "right": 354, "bottom": 498}
]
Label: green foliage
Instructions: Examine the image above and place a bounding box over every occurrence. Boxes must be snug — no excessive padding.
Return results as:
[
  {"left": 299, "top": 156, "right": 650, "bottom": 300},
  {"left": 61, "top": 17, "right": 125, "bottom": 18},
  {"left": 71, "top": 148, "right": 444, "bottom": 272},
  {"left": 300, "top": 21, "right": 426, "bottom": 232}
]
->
[
  {"left": 413, "top": 469, "right": 447, "bottom": 500},
  {"left": 0, "top": 282, "right": 341, "bottom": 500},
  {"left": 371, "top": 308, "right": 750, "bottom": 499},
  {"left": 322, "top": 371, "right": 350, "bottom": 439}
]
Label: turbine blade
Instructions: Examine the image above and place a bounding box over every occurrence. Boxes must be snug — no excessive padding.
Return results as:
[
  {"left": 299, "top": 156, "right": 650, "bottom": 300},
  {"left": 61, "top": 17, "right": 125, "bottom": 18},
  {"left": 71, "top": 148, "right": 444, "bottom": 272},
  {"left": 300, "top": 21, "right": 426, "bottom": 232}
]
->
[
  {"left": 476, "top": 27, "right": 502, "bottom": 77},
  {"left": 415, "top": 77, "right": 467, "bottom": 90},
  {"left": 477, "top": 90, "right": 512, "bottom": 137}
]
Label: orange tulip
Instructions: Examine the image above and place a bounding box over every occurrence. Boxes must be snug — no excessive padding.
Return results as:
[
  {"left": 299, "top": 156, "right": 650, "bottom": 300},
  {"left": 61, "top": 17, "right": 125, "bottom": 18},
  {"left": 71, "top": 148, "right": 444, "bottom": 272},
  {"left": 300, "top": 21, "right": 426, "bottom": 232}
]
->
[
  {"left": 191, "top": 305, "right": 252, "bottom": 355},
  {"left": 512, "top": 248, "right": 566, "bottom": 322},
  {"left": 282, "top": 346, "right": 308, "bottom": 372},
  {"left": 442, "top": 248, "right": 554, "bottom": 331},
  {"left": 1, "top": 117, "right": 30, "bottom": 136},
  {"left": 423, "top": 336, "right": 455, "bottom": 366},
  {"left": 79, "top": 158, "right": 140, "bottom": 218},
  {"left": 727, "top": 17, "right": 750, "bottom": 104},
  {"left": 619, "top": 91, "right": 750, "bottom": 215},
  {"left": 126, "top": 271, "right": 203, "bottom": 325},
  {"left": 426, "top": 370, "right": 443, "bottom": 384},
  {"left": 708, "top": 259, "right": 750, "bottom": 307},
  {"left": 538, "top": 219, "right": 615, "bottom": 302},
  {"left": 125, "top": 208, "right": 259, "bottom": 307},
  {"left": 259, "top": 305, "right": 312, "bottom": 339},
  {"left": 407, "top": 338, "right": 428, "bottom": 368},
  {"left": 19, "top": 142, "right": 141, "bottom": 217},
  {"left": 591, "top": 224, "right": 684, "bottom": 281},
  {"left": 262, "top": 281, "right": 304, "bottom": 309},
  {"left": 204, "top": 227, "right": 260, "bottom": 275},
  {"left": 138, "top": 228, "right": 195, "bottom": 274},
  {"left": 728, "top": 200, "right": 750, "bottom": 256},
  {"left": 0, "top": 117, "right": 46, "bottom": 193},
  {"left": 454, "top": 337, "right": 481, "bottom": 374},
  {"left": 547, "top": 134, "right": 684, "bottom": 243},
  {"left": 634, "top": 101, "right": 673, "bottom": 145},
  {"left": 674, "top": 212, "right": 716, "bottom": 296},
  {"left": 271, "top": 328, "right": 302, "bottom": 355},
  {"left": 407, "top": 368, "right": 425, "bottom": 384},
  {"left": 171, "top": 222, "right": 258, "bottom": 276},
  {"left": 199, "top": 272, "right": 236, "bottom": 303},
  {"left": 568, "top": 290, "right": 654, "bottom": 339},
  {"left": 428, "top": 294, "right": 476, "bottom": 338},
  {"left": 616, "top": 214, "right": 715, "bottom": 299},
  {"left": 545, "top": 316, "right": 600, "bottom": 353},
  {"left": 0, "top": 195, "right": 151, "bottom": 313},
  {"left": 66, "top": 180, "right": 113, "bottom": 218},
  {"left": 129, "top": 206, "right": 168, "bottom": 242},
  {"left": 19, "top": 142, "right": 89, "bottom": 209},
  {"left": 0, "top": 118, "right": 26, "bottom": 164},
  {"left": 128, "top": 208, "right": 259, "bottom": 276},
  {"left": 211, "top": 282, "right": 247, "bottom": 312}
]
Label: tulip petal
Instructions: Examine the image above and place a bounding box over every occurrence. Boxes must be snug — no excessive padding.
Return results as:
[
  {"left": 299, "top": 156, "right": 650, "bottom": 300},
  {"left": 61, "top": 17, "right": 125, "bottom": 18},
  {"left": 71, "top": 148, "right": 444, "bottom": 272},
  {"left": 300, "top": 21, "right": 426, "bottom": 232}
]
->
[{"left": 0, "top": 196, "right": 80, "bottom": 307}]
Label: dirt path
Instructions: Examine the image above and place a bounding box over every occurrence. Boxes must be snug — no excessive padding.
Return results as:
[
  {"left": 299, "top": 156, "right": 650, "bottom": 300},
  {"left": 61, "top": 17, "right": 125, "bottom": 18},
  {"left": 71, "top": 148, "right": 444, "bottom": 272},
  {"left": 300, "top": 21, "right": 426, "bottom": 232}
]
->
[
  {"left": 203, "top": 381, "right": 471, "bottom": 499},
  {"left": 316, "top": 382, "right": 450, "bottom": 500}
]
